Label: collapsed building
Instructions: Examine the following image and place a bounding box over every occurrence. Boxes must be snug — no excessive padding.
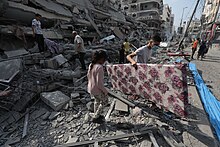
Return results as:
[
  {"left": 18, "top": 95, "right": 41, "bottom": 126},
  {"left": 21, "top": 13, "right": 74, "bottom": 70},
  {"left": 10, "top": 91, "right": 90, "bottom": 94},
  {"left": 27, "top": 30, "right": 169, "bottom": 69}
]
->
[{"left": 0, "top": 0, "right": 150, "bottom": 52}]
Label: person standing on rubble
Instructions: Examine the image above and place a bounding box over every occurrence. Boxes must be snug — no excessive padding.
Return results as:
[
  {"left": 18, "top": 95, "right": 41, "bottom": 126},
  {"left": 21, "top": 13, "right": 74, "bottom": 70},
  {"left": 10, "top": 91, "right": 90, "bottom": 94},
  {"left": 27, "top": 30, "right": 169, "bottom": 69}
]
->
[
  {"left": 126, "top": 35, "right": 161, "bottom": 68},
  {"left": 32, "top": 14, "right": 45, "bottom": 52},
  {"left": 72, "top": 31, "right": 86, "bottom": 70},
  {"left": 191, "top": 38, "right": 200, "bottom": 60},
  {"left": 87, "top": 50, "right": 109, "bottom": 123}
]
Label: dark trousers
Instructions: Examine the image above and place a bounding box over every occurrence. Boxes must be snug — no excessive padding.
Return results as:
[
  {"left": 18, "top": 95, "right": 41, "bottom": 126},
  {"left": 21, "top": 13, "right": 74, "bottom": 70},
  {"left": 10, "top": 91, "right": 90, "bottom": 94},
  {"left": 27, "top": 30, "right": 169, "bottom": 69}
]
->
[
  {"left": 119, "top": 49, "right": 125, "bottom": 64},
  {"left": 77, "top": 52, "right": 86, "bottom": 70},
  {"left": 191, "top": 48, "right": 196, "bottom": 59},
  {"left": 35, "top": 34, "right": 45, "bottom": 52}
]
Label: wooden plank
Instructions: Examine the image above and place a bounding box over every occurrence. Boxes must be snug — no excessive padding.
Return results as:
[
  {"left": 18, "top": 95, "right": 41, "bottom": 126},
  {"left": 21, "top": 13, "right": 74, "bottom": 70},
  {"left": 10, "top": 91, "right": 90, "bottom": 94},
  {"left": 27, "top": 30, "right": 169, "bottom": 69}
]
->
[
  {"left": 106, "top": 88, "right": 135, "bottom": 108},
  {"left": 55, "top": 126, "right": 156, "bottom": 147},
  {"left": 148, "top": 132, "right": 159, "bottom": 147}
]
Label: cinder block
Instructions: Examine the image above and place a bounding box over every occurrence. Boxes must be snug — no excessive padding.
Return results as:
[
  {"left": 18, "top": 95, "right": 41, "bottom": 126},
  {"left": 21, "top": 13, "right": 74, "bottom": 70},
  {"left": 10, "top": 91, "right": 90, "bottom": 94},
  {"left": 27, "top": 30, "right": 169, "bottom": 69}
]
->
[{"left": 41, "top": 91, "right": 70, "bottom": 111}]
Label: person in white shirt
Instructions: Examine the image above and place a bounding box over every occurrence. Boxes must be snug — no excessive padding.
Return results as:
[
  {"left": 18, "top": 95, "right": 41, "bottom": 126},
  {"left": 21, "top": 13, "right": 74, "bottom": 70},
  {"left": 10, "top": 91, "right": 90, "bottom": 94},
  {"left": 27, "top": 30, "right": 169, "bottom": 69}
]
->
[
  {"left": 127, "top": 35, "right": 161, "bottom": 68},
  {"left": 32, "top": 13, "right": 44, "bottom": 52},
  {"left": 72, "top": 31, "right": 86, "bottom": 70}
]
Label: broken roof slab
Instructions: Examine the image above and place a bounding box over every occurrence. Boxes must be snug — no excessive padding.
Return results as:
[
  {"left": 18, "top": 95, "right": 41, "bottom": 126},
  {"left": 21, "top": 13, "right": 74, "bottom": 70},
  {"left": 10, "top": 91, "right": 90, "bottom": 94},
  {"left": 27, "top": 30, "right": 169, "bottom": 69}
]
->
[
  {"left": 0, "top": 59, "right": 22, "bottom": 83},
  {"left": 4, "top": 49, "right": 29, "bottom": 58},
  {"left": 31, "top": 0, "right": 72, "bottom": 17},
  {"left": 55, "top": 0, "right": 95, "bottom": 10},
  {"left": 7, "top": 1, "right": 71, "bottom": 21}
]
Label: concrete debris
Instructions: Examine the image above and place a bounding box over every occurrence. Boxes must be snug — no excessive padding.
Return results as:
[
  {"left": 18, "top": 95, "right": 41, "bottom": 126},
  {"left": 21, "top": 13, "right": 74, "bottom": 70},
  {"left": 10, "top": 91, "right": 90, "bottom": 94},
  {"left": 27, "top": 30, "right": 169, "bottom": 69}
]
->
[
  {"left": 71, "top": 93, "right": 80, "bottom": 99},
  {"left": 22, "top": 109, "right": 29, "bottom": 138},
  {"left": 115, "top": 99, "right": 129, "bottom": 112},
  {"left": 52, "top": 54, "right": 69, "bottom": 67},
  {"left": 41, "top": 91, "right": 70, "bottom": 111},
  {"left": 40, "top": 69, "right": 81, "bottom": 80},
  {"left": 4, "top": 49, "right": 28, "bottom": 58},
  {"left": 0, "top": 59, "right": 22, "bottom": 83}
]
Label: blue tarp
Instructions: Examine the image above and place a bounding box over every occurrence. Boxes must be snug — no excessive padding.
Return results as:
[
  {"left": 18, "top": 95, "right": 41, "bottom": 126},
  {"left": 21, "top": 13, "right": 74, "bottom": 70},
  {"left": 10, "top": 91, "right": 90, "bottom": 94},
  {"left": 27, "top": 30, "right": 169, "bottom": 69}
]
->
[{"left": 189, "top": 63, "right": 220, "bottom": 141}]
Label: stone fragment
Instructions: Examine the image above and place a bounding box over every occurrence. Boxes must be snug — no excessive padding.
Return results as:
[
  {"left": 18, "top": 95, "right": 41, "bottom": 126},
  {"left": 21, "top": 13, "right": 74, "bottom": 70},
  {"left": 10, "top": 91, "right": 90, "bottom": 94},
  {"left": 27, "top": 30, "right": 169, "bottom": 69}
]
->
[
  {"left": 71, "top": 93, "right": 80, "bottom": 99},
  {"left": 41, "top": 91, "right": 70, "bottom": 111},
  {"left": 48, "top": 112, "right": 60, "bottom": 120}
]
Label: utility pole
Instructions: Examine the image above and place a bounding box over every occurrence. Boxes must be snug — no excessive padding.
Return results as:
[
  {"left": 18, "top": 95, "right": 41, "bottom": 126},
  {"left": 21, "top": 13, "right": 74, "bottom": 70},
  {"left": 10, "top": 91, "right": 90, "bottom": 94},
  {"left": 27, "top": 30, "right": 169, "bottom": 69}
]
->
[{"left": 177, "top": 0, "right": 201, "bottom": 51}]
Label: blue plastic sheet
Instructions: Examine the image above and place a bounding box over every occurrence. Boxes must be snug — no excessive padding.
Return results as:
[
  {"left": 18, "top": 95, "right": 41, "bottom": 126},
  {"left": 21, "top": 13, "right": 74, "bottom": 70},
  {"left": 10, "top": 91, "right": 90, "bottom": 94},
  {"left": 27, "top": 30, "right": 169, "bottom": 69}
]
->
[{"left": 189, "top": 63, "right": 220, "bottom": 141}]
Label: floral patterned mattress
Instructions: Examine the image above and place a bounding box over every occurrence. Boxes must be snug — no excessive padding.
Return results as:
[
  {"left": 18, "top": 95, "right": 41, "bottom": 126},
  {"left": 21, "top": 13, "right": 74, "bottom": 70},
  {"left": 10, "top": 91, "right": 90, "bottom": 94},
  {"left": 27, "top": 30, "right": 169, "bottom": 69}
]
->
[{"left": 106, "top": 63, "right": 188, "bottom": 117}]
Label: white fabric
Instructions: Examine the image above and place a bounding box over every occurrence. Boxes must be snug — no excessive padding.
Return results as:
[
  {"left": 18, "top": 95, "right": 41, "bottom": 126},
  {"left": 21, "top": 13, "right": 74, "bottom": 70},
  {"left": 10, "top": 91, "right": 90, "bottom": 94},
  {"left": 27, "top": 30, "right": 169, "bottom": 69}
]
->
[
  {"left": 32, "top": 19, "right": 43, "bottom": 34},
  {"left": 74, "top": 35, "right": 85, "bottom": 53},
  {"left": 134, "top": 45, "right": 152, "bottom": 63}
]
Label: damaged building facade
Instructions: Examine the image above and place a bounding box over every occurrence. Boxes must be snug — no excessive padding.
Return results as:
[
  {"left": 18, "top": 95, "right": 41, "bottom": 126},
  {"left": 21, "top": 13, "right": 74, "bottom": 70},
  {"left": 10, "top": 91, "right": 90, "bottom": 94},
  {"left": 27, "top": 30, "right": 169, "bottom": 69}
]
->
[{"left": 120, "top": 0, "right": 163, "bottom": 39}]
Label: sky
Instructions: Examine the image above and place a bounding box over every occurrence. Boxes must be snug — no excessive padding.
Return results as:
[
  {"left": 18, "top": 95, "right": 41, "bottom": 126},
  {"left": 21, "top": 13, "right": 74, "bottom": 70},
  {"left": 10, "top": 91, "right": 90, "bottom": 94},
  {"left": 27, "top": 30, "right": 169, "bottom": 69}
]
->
[{"left": 164, "top": 0, "right": 205, "bottom": 27}]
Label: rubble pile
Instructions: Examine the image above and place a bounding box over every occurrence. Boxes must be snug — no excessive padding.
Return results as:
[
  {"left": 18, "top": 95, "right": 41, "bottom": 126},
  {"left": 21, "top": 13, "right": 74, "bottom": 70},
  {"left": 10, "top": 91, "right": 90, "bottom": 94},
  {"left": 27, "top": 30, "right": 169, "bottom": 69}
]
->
[
  {"left": 0, "top": 1, "right": 217, "bottom": 147},
  {"left": 0, "top": 39, "right": 214, "bottom": 147}
]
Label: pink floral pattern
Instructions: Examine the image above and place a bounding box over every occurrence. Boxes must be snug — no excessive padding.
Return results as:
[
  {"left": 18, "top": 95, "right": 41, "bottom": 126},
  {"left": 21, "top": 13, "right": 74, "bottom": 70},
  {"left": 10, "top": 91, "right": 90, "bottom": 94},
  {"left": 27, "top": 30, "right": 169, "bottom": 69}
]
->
[{"left": 106, "top": 64, "right": 188, "bottom": 117}]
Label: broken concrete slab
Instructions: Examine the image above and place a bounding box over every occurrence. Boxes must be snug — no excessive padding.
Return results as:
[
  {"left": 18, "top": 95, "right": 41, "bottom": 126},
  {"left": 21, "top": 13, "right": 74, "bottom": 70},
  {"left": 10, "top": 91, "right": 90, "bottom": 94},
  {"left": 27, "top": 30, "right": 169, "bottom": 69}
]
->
[
  {"left": 40, "top": 59, "right": 59, "bottom": 69},
  {"left": 115, "top": 99, "right": 129, "bottom": 112},
  {"left": 40, "top": 69, "right": 81, "bottom": 80},
  {"left": 52, "top": 54, "right": 69, "bottom": 67},
  {"left": 4, "top": 49, "right": 29, "bottom": 58},
  {"left": 0, "top": 59, "right": 22, "bottom": 83},
  {"left": 31, "top": 0, "right": 72, "bottom": 17},
  {"left": 41, "top": 91, "right": 70, "bottom": 111},
  {"left": 7, "top": 1, "right": 71, "bottom": 21}
]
